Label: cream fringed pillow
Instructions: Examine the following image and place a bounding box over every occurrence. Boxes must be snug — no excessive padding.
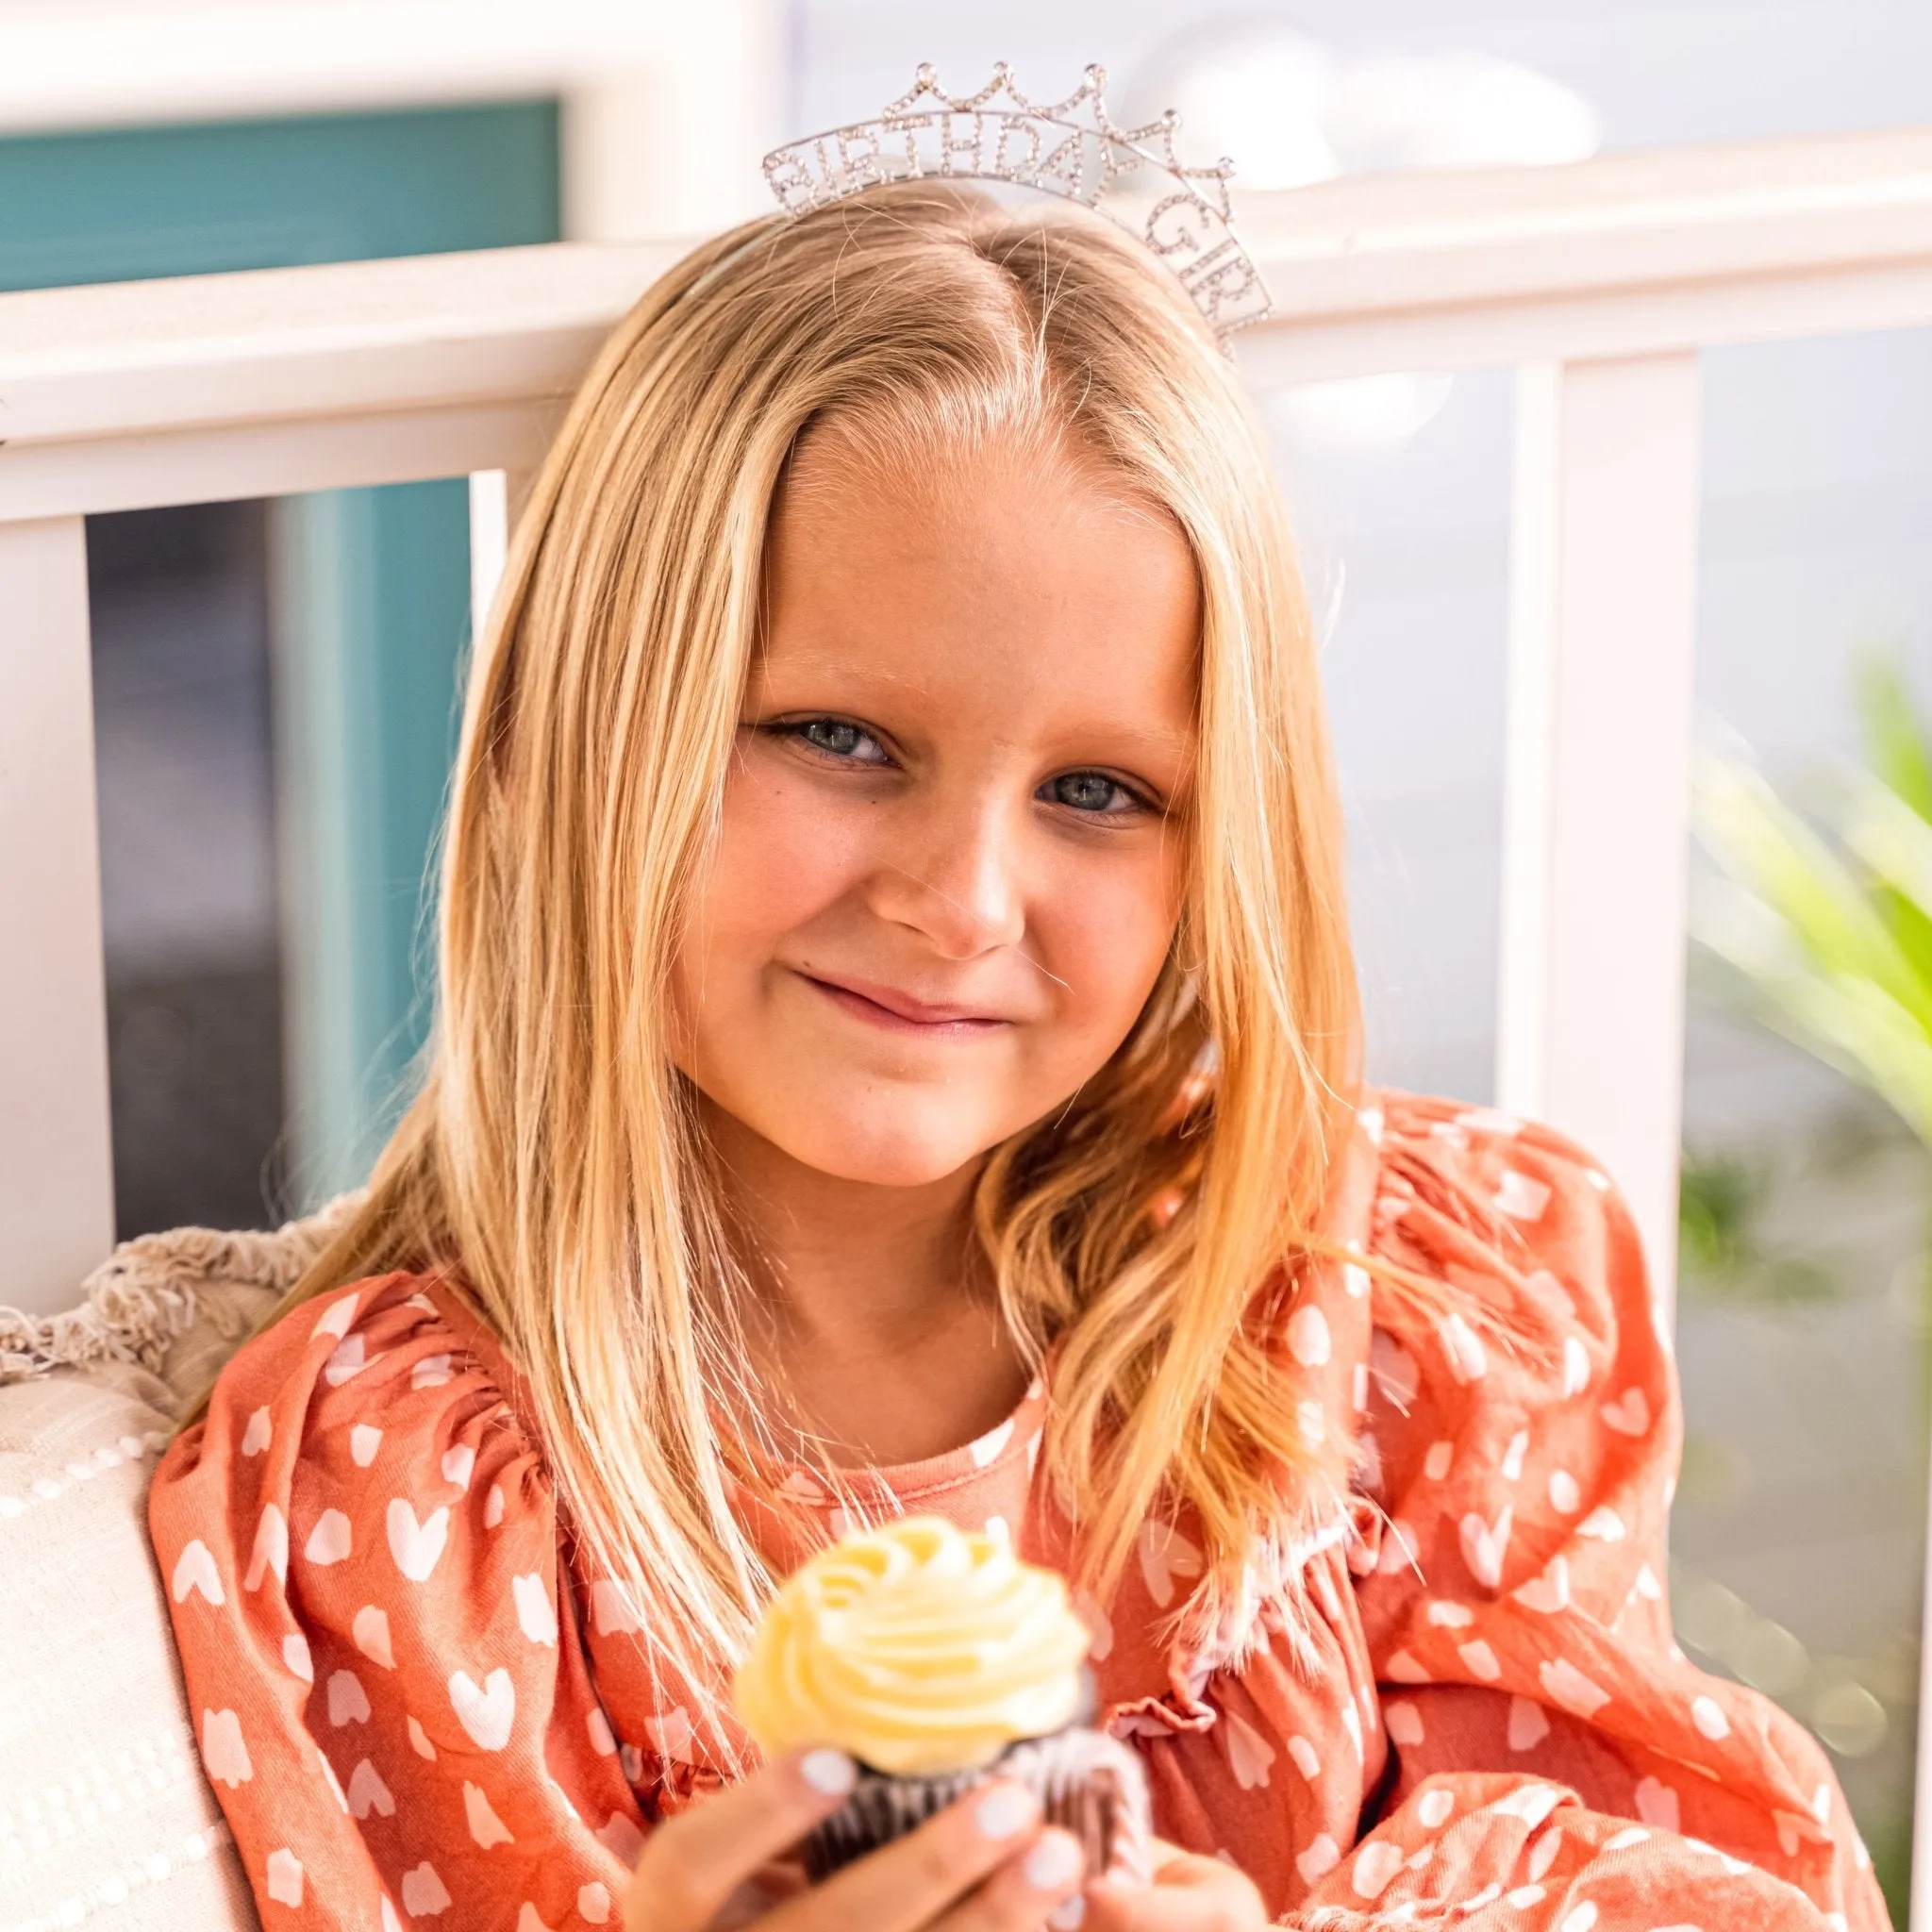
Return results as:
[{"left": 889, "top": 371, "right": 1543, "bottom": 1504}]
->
[{"left": 0, "top": 1200, "right": 358, "bottom": 1932}]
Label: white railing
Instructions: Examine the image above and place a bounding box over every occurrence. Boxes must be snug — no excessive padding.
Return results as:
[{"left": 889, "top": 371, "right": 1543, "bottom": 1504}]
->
[{"left": 4, "top": 122, "right": 1932, "bottom": 1908}]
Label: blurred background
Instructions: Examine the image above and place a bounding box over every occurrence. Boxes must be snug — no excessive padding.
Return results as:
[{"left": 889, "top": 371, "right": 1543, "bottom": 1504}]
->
[{"left": 7, "top": 0, "right": 1930, "bottom": 1916}]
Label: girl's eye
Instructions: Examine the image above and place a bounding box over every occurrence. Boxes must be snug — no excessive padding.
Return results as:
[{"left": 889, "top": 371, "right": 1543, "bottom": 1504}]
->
[
  {"left": 1041, "top": 771, "right": 1144, "bottom": 815},
  {"left": 792, "top": 718, "right": 889, "bottom": 764}
]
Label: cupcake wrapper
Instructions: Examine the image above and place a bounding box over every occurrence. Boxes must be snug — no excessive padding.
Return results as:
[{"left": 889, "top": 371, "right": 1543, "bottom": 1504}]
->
[{"left": 802, "top": 1725, "right": 1152, "bottom": 1890}]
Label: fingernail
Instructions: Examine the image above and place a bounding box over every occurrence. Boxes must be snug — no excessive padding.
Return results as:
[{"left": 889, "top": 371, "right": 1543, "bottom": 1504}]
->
[
  {"left": 974, "top": 1783, "right": 1037, "bottom": 1839},
  {"left": 1024, "top": 1832, "right": 1082, "bottom": 1890},
  {"left": 1048, "top": 1896, "right": 1088, "bottom": 1929},
  {"left": 799, "top": 1748, "right": 857, "bottom": 1796}
]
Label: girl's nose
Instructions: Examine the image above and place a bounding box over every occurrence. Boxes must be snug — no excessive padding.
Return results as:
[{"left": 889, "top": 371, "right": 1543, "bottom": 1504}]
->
[{"left": 868, "top": 796, "right": 1026, "bottom": 959}]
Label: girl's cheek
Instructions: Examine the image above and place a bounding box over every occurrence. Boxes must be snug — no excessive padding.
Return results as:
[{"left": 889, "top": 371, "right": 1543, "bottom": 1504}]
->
[
  {"left": 1030, "top": 846, "right": 1184, "bottom": 1029},
  {"left": 712, "top": 772, "right": 880, "bottom": 940}
]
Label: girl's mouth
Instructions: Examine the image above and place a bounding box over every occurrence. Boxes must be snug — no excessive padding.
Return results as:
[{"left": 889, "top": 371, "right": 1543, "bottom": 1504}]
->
[{"left": 796, "top": 971, "right": 1011, "bottom": 1035}]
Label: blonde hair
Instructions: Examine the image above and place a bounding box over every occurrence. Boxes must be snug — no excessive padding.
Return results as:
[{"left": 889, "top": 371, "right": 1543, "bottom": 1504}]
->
[{"left": 232, "top": 183, "right": 1363, "bottom": 1766}]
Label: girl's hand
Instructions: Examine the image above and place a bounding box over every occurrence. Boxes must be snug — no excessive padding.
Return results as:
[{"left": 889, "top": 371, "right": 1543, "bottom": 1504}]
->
[
  {"left": 1079, "top": 1835, "right": 1268, "bottom": 1930},
  {"left": 621, "top": 1742, "right": 1089, "bottom": 1931}
]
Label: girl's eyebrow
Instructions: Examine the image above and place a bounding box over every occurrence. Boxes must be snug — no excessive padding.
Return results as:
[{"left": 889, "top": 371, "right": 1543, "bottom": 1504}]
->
[
  {"left": 753, "top": 648, "right": 934, "bottom": 698},
  {"left": 1022, "top": 722, "right": 1198, "bottom": 785}
]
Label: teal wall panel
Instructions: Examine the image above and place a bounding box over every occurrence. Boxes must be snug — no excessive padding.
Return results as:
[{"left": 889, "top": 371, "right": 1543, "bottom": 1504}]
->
[
  {"left": 270, "top": 480, "right": 474, "bottom": 1191},
  {"left": 0, "top": 102, "right": 559, "bottom": 286},
  {"left": 0, "top": 102, "right": 561, "bottom": 1204}
]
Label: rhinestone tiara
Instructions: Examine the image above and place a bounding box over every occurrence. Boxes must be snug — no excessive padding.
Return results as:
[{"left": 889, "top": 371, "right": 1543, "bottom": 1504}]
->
[{"left": 761, "top": 62, "right": 1274, "bottom": 347}]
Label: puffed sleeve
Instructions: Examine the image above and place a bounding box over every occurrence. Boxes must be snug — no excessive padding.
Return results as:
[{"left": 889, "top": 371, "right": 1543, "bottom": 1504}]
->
[
  {"left": 149, "top": 1273, "right": 646, "bottom": 1930},
  {"left": 1290, "top": 1098, "right": 1890, "bottom": 1929}
]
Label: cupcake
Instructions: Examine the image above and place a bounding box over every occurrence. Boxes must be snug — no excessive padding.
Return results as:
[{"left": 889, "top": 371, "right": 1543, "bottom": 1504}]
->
[{"left": 731, "top": 1513, "right": 1151, "bottom": 1888}]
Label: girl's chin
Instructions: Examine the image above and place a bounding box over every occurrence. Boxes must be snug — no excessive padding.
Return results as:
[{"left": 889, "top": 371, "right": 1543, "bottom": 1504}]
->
[{"left": 757, "top": 1110, "right": 1008, "bottom": 1191}]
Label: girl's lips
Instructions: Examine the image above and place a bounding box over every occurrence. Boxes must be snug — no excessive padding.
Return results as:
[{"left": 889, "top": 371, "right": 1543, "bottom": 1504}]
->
[{"left": 797, "top": 971, "right": 1012, "bottom": 1034}]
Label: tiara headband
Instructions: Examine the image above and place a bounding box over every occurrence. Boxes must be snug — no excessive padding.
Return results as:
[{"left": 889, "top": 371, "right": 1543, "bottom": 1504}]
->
[{"left": 760, "top": 62, "right": 1274, "bottom": 348}]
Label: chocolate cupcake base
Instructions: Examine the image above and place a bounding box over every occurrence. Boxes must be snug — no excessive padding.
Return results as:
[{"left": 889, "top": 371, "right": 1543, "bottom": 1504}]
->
[{"left": 802, "top": 1724, "right": 1151, "bottom": 1890}]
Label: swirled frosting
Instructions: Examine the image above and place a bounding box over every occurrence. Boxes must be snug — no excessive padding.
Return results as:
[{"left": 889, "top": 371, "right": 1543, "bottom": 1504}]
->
[{"left": 731, "top": 1513, "right": 1092, "bottom": 1775}]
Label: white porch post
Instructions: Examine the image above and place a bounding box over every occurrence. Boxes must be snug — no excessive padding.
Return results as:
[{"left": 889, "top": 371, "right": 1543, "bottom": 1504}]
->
[
  {"left": 0, "top": 516, "right": 115, "bottom": 1311},
  {"left": 469, "top": 469, "right": 510, "bottom": 651},
  {"left": 1496, "top": 353, "right": 1704, "bottom": 1319},
  {"left": 468, "top": 467, "right": 538, "bottom": 648}
]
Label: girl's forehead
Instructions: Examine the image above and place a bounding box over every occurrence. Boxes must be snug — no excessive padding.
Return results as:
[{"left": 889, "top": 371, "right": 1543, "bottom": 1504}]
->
[
  {"left": 754, "top": 423, "right": 1202, "bottom": 774},
  {"left": 784, "top": 408, "right": 1169, "bottom": 525},
  {"left": 772, "top": 427, "right": 1191, "bottom": 597}
]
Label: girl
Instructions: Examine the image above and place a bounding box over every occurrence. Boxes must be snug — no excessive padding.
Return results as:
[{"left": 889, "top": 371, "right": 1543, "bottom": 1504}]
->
[{"left": 151, "top": 180, "right": 1887, "bottom": 1931}]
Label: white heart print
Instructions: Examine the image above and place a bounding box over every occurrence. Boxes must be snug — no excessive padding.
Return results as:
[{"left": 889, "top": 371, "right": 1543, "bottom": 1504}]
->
[
  {"left": 328, "top": 1670, "right": 372, "bottom": 1726},
  {"left": 1370, "top": 1332, "right": 1419, "bottom": 1407},
  {"left": 245, "top": 1507, "right": 289, "bottom": 1592},
  {"left": 1538, "top": 1657, "right": 1610, "bottom": 1719},
  {"left": 465, "top": 1782, "right": 514, "bottom": 1847},
  {"left": 1458, "top": 1507, "right": 1512, "bottom": 1590},
  {"left": 644, "top": 1705, "right": 695, "bottom": 1762},
  {"left": 450, "top": 1667, "right": 517, "bottom": 1750},
  {"left": 265, "top": 1849, "right": 303, "bottom": 1906},
  {"left": 1295, "top": 1835, "right": 1341, "bottom": 1886},
  {"left": 1512, "top": 1557, "right": 1571, "bottom": 1614},
  {"left": 1599, "top": 1388, "right": 1650, "bottom": 1436},
  {"left": 1457, "top": 1639, "right": 1502, "bottom": 1681},
  {"left": 354, "top": 1606, "right": 395, "bottom": 1669},
  {"left": 967, "top": 1418, "right": 1014, "bottom": 1468},
  {"left": 1634, "top": 1776, "right": 1679, "bottom": 1832},
  {"left": 513, "top": 1574, "right": 558, "bottom": 1646},
  {"left": 324, "top": 1333, "right": 367, "bottom": 1387},
  {"left": 1286, "top": 1304, "right": 1331, "bottom": 1368},
  {"left": 200, "top": 1707, "right": 253, "bottom": 1787},
  {"left": 402, "top": 1862, "right": 452, "bottom": 1916},
  {"left": 1561, "top": 1336, "right": 1591, "bottom": 1396},
  {"left": 389, "top": 1499, "right": 451, "bottom": 1582},
  {"left": 312, "top": 1294, "right": 358, "bottom": 1342},
  {"left": 1351, "top": 1840, "right": 1403, "bottom": 1900},
  {"left": 1437, "top": 1312, "right": 1488, "bottom": 1384},
  {"left": 1507, "top": 1696, "right": 1549, "bottom": 1752},
  {"left": 1494, "top": 1169, "right": 1552, "bottom": 1221},
  {"left": 1069, "top": 1587, "right": 1114, "bottom": 1662},
  {"left": 1222, "top": 1707, "right": 1275, "bottom": 1790},
  {"left": 171, "top": 1539, "right": 225, "bottom": 1606},
  {"left": 347, "top": 1757, "right": 396, "bottom": 1820},
  {"left": 305, "top": 1508, "right": 353, "bottom": 1565},
  {"left": 592, "top": 1580, "right": 643, "bottom": 1636},
  {"left": 1136, "top": 1518, "right": 1204, "bottom": 1607}
]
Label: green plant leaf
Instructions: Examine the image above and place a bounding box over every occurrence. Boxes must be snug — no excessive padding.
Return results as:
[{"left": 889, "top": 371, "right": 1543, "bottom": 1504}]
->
[
  {"left": 1768, "top": 972, "right": 1932, "bottom": 1144},
  {"left": 1690, "top": 878, "right": 1932, "bottom": 1141},
  {"left": 1855, "top": 649, "right": 1932, "bottom": 824},
  {"left": 1694, "top": 756, "right": 1932, "bottom": 1034}
]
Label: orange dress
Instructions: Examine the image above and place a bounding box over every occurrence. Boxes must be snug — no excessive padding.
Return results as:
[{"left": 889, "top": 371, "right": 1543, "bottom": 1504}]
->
[{"left": 149, "top": 1091, "right": 1890, "bottom": 1929}]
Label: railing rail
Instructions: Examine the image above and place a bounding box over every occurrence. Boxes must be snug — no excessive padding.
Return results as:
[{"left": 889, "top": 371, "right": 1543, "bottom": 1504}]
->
[{"left": 4, "top": 121, "right": 1932, "bottom": 1918}]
